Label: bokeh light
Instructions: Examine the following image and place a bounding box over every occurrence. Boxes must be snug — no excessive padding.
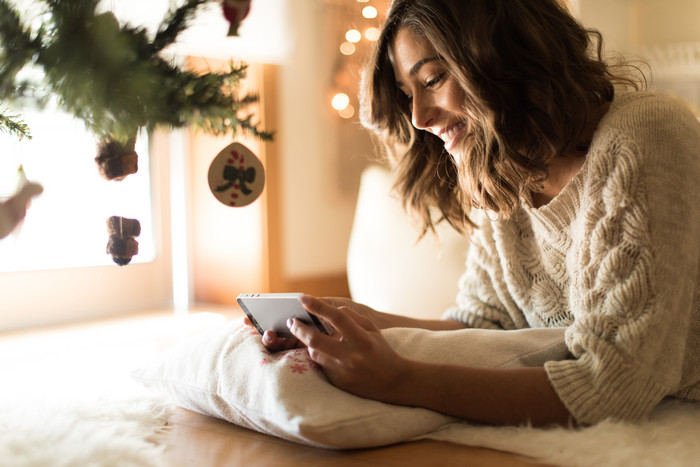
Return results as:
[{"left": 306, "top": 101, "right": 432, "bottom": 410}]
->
[
  {"left": 331, "top": 93, "right": 350, "bottom": 111},
  {"left": 362, "top": 6, "right": 377, "bottom": 19},
  {"left": 345, "top": 29, "right": 362, "bottom": 43},
  {"left": 339, "top": 41, "right": 356, "bottom": 55}
]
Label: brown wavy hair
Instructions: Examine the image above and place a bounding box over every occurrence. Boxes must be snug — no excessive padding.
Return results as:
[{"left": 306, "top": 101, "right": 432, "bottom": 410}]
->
[{"left": 360, "top": 0, "right": 644, "bottom": 237}]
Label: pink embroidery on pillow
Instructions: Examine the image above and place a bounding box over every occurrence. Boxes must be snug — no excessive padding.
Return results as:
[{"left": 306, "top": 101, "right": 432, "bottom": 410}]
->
[
  {"left": 256, "top": 347, "right": 321, "bottom": 373},
  {"left": 290, "top": 363, "right": 308, "bottom": 374}
]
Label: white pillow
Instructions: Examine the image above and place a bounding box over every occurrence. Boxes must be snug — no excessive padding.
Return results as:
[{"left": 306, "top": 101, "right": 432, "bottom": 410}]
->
[
  {"left": 347, "top": 165, "right": 468, "bottom": 320},
  {"left": 132, "top": 319, "right": 569, "bottom": 449}
]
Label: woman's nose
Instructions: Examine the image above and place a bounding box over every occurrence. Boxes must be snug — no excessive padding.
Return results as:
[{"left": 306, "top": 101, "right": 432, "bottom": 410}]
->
[{"left": 411, "top": 94, "right": 437, "bottom": 130}]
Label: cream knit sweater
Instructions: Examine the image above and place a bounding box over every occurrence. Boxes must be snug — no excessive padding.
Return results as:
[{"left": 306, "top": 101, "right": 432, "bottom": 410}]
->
[{"left": 443, "top": 91, "right": 700, "bottom": 424}]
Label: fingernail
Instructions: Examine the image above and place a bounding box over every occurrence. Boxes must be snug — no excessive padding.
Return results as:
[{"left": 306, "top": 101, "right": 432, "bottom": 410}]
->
[
  {"left": 263, "top": 331, "right": 273, "bottom": 343},
  {"left": 300, "top": 295, "right": 311, "bottom": 305},
  {"left": 287, "top": 318, "right": 295, "bottom": 329}
]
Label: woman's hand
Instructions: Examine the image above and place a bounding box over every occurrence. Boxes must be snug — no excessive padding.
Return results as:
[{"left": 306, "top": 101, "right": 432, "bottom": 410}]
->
[
  {"left": 287, "top": 295, "right": 410, "bottom": 402},
  {"left": 246, "top": 295, "right": 464, "bottom": 352},
  {"left": 246, "top": 297, "right": 388, "bottom": 352},
  {"left": 243, "top": 315, "right": 304, "bottom": 352},
  {"left": 311, "top": 297, "right": 389, "bottom": 328}
]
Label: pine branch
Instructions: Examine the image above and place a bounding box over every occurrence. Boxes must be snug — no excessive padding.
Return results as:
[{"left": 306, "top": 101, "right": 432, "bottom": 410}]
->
[
  {"left": 151, "top": 0, "right": 215, "bottom": 53},
  {"left": 0, "top": 110, "right": 32, "bottom": 140},
  {"left": 0, "top": 0, "right": 272, "bottom": 144},
  {"left": 0, "top": 0, "right": 43, "bottom": 99}
]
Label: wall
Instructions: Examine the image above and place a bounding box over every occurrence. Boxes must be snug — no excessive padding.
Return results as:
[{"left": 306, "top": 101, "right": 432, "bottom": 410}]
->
[
  {"left": 634, "top": 0, "right": 700, "bottom": 45},
  {"left": 186, "top": 59, "right": 270, "bottom": 305},
  {"left": 183, "top": 0, "right": 368, "bottom": 289},
  {"left": 577, "top": 0, "right": 637, "bottom": 53},
  {"left": 276, "top": 0, "right": 364, "bottom": 283},
  {"left": 173, "top": 0, "right": 367, "bottom": 300},
  {"left": 577, "top": 0, "right": 700, "bottom": 113},
  {"left": 577, "top": 0, "right": 700, "bottom": 52}
]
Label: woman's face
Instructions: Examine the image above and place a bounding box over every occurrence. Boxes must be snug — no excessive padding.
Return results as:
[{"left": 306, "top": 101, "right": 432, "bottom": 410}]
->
[{"left": 390, "top": 28, "right": 469, "bottom": 162}]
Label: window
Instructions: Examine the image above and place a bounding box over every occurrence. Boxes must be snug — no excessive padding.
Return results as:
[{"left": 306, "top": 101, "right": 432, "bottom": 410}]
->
[
  {"left": 0, "top": 103, "right": 155, "bottom": 271},
  {"left": 0, "top": 104, "right": 173, "bottom": 331}
]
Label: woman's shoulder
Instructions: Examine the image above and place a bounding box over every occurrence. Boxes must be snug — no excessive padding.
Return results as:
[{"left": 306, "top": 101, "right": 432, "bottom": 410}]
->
[
  {"left": 583, "top": 90, "right": 700, "bottom": 210},
  {"left": 604, "top": 90, "right": 700, "bottom": 133},
  {"left": 590, "top": 91, "right": 700, "bottom": 169}
]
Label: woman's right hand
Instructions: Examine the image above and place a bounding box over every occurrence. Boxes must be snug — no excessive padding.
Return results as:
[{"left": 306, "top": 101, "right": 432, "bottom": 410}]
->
[{"left": 314, "top": 297, "right": 390, "bottom": 329}]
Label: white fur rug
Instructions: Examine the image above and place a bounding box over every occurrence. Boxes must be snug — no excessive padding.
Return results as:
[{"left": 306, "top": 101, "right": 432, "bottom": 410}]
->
[
  {"left": 3, "top": 391, "right": 698, "bottom": 466},
  {"left": 421, "top": 399, "right": 700, "bottom": 467},
  {"left": 3, "top": 310, "right": 698, "bottom": 466},
  {"left": 0, "top": 395, "right": 170, "bottom": 467},
  {"left": 0, "top": 312, "right": 232, "bottom": 467}
]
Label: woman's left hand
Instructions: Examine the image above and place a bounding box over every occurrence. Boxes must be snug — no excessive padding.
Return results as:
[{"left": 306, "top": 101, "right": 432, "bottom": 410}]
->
[{"left": 289, "top": 295, "right": 410, "bottom": 402}]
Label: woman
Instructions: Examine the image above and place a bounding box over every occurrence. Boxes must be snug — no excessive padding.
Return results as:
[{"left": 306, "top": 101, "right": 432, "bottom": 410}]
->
[{"left": 257, "top": 0, "right": 700, "bottom": 427}]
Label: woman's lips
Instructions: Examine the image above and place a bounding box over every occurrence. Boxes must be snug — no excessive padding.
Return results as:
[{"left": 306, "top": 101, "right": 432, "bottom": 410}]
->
[{"left": 442, "top": 120, "right": 468, "bottom": 154}]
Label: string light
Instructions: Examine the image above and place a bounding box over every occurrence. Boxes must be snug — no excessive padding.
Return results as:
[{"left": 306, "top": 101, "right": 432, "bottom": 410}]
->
[
  {"left": 331, "top": 1, "right": 387, "bottom": 119},
  {"left": 345, "top": 29, "right": 362, "bottom": 43},
  {"left": 364, "top": 27, "right": 380, "bottom": 41},
  {"left": 362, "top": 6, "right": 378, "bottom": 19},
  {"left": 331, "top": 93, "right": 350, "bottom": 111},
  {"left": 338, "top": 105, "right": 355, "bottom": 119},
  {"left": 339, "top": 42, "right": 356, "bottom": 55}
]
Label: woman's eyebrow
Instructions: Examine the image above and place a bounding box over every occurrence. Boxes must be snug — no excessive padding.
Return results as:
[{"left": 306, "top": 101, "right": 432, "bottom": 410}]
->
[
  {"left": 395, "top": 56, "right": 441, "bottom": 88},
  {"left": 409, "top": 56, "right": 440, "bottom": 76}
]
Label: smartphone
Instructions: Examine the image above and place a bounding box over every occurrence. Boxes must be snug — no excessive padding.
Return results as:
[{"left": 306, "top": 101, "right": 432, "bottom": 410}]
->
[{"left": 236, "top": 293, "right": 330, "bottom": 338}]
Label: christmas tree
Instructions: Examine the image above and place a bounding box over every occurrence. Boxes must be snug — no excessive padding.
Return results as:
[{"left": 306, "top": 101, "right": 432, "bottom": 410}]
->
[
  {"left": 0, "top": 0, "right": 271, "bottom": 145},
  {"left": 0, "top": 0, "right": 267, "bottom": 265}
]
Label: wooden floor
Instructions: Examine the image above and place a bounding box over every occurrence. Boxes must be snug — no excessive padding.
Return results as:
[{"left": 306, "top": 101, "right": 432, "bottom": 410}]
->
[
  {"left": 163, "top": 407, "right": 549, "bottom": 466},
  {"left": 1, "top": 308, "right": 551, "bottom": 467}
]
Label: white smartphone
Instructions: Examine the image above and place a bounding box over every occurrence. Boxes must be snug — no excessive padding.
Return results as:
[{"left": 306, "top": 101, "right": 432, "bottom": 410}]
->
[{"left": 236, "top": 293, "right": 330, "bottom": 338}]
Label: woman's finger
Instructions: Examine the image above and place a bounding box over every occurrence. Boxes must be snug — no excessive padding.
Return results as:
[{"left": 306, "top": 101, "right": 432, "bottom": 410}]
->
[
  {"left": 307, "top": 345, "right": 343, "bottom": 369},
  {"left": 301, "top": 295, "right": 377, "bottom": 339},
  {"left": 339, "top": 305, "right": 376, "bottom": 331},
  {"left": 287, "top": 317, "right": 337, "bottom": 354},
  {"left": 259, "top": 329, "right": 301, "bottom": 352}
]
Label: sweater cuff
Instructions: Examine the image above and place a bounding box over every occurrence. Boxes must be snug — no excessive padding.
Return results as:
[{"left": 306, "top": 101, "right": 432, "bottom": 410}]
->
[{"left": 545, "top": 353, "right": 668, "bottom": 424}]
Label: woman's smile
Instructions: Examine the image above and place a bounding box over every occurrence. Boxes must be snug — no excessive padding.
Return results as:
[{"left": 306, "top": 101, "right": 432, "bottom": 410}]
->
[{"left": 440, "top": 120, "right": 468, "bottom": 154}]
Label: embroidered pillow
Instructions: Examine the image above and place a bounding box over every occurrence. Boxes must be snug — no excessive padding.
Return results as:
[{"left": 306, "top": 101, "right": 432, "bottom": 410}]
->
[{"left": 132, "top": 319, "right": 568, "bottom": 448}]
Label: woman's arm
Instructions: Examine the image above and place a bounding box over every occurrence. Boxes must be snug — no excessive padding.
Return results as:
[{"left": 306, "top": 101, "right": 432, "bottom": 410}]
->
[
  {"left": 391, "top": 363, "right": 572, "bottom": 426},
  {"left": 291, "top": 295, "right": 572, "bottom": 427},
  {"left": 319, "top": 297, "right": 467, "bottom": 331},
  {"left": 255, "top": 296, "right": 465, "bottom": 352}
]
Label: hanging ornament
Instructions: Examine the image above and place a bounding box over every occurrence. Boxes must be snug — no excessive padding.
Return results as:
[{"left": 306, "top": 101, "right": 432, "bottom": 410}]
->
[
  {"left": 95, "top": 137, "right": 138, "bottom": 181},
  {"left": 0, "top": 165, "right": 43, "bottom": 239},
  {"left": 208, "top": 142, "right": 265, "bottom": 207},
  {"left": 222, "top": 0, "right": 252, "bottom": 36},
  {"left": 106, "top": 216, "right": 141, "bottom": 266}
]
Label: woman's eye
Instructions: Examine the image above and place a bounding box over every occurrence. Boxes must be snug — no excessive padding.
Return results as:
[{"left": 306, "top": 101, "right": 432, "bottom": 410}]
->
[{"left": 424, "top": 72, "right": 445, "bottom": 88}]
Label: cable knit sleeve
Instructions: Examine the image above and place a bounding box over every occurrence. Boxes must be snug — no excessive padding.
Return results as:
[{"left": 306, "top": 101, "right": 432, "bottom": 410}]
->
[{"left": 545, "top": 95, "right": 700, "bottom": 423}]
